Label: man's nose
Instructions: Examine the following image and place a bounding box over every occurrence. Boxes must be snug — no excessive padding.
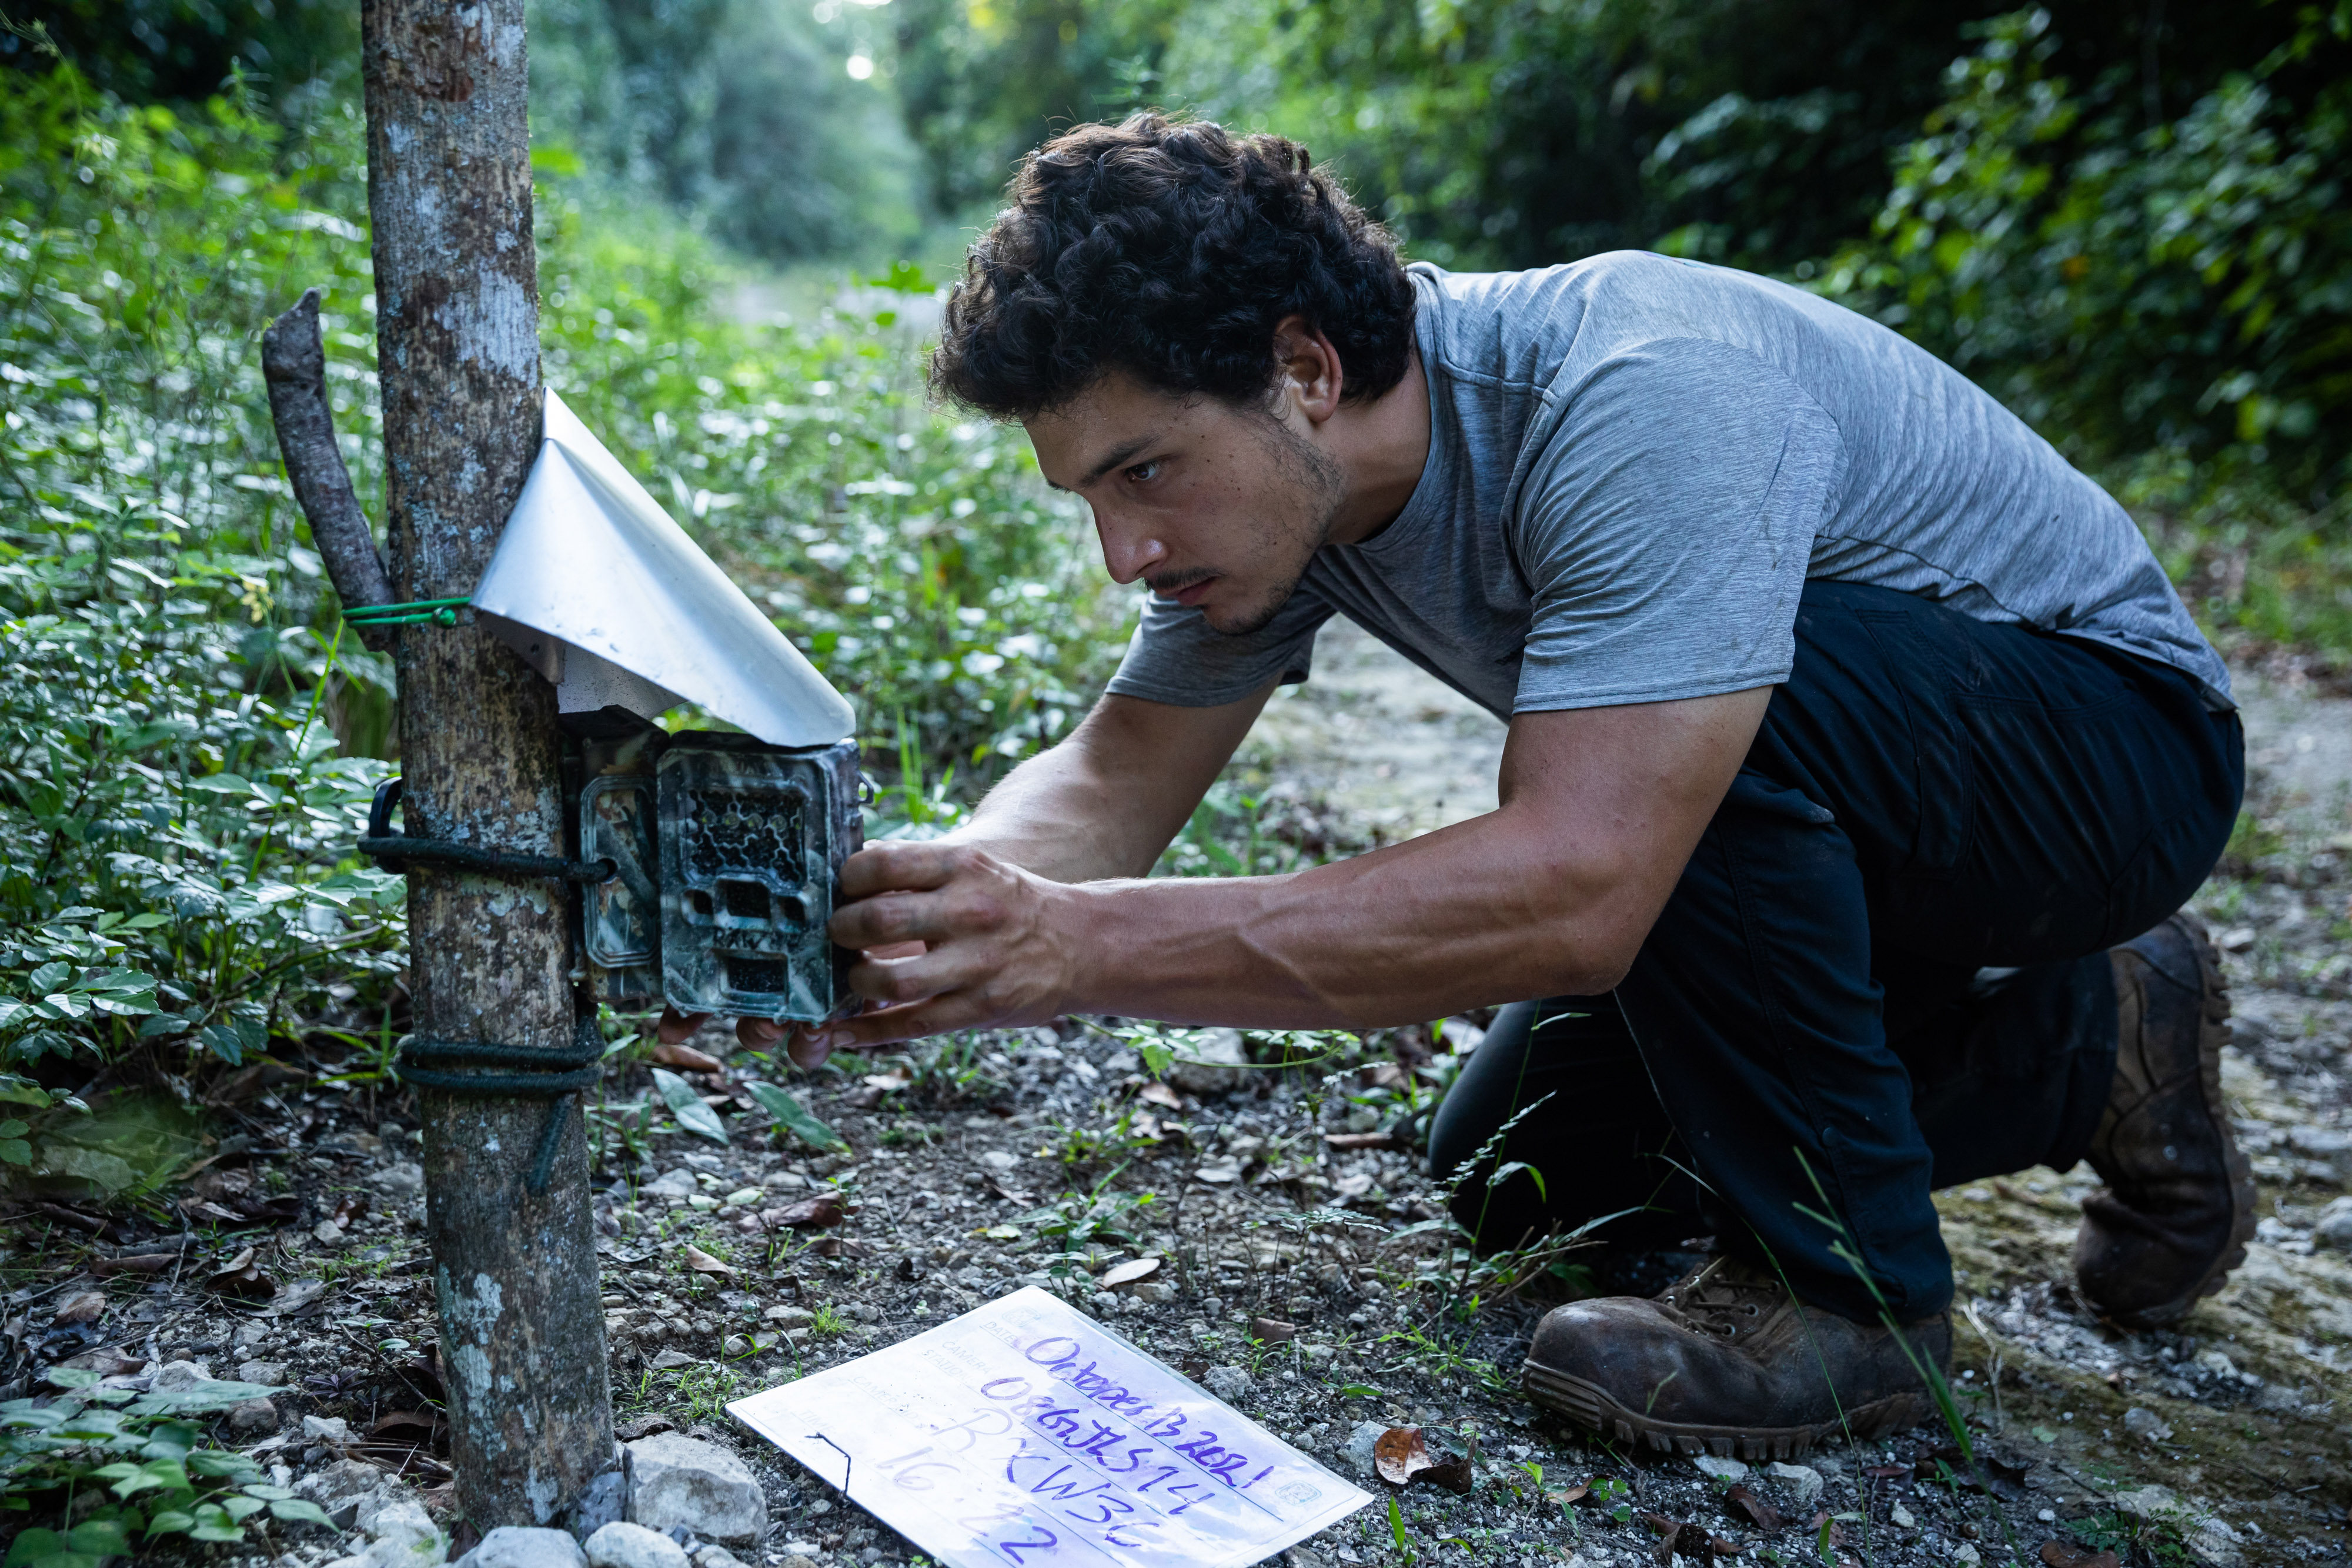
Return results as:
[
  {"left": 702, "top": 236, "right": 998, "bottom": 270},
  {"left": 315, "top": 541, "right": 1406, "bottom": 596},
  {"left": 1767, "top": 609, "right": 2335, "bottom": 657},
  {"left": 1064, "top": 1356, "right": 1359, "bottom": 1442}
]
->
[{"left": 1093, "top": 508, "right": 1167, "bottom": 585}]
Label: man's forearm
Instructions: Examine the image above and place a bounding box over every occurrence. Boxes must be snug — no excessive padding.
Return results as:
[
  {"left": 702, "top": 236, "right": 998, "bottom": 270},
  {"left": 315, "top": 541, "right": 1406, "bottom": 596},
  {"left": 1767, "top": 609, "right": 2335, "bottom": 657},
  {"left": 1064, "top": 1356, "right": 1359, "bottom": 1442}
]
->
[
  {"left": 940, "top": 740, "right": 1166, "bottom": 883},
  {"left": 1051, "top": 808, "right": 1648, "bottom": 1027},
  {"left": 938, "top": 686, "right": 1274, "bottom": 884}
]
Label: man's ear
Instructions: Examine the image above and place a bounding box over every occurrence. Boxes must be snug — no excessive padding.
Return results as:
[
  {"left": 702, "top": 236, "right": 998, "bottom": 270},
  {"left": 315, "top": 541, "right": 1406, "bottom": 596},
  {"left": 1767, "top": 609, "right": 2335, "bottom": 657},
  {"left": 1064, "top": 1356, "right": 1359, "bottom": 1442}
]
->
[{"left": 1269, "top": 314, "right": 1345, "bottom": 425}]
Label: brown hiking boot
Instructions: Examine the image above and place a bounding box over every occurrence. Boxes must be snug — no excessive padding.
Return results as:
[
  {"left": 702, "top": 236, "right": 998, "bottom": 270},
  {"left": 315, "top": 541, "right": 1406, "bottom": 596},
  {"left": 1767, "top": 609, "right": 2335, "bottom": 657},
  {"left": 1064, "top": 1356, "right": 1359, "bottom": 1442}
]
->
[
  {"left": 1520, "top": 1256, "right": 1949, "bottom": 1460},
  {"left": 2074, "top": 912, "right": 2256, "bottom": 1326}
]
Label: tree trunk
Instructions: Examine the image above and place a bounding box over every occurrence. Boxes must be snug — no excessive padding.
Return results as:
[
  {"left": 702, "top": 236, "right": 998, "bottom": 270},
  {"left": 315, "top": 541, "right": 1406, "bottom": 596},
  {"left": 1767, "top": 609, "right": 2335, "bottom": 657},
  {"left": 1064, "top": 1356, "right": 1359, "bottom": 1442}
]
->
[{"left": 362, "top": 0, "right": 614, "bottom": 1528}]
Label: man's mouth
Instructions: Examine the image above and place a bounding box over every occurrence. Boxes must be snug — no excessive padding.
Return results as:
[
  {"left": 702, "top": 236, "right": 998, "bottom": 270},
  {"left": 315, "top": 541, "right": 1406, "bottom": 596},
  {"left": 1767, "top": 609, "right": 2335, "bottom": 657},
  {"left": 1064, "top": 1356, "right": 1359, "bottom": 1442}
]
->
[{"left": 1151, "top": 570, "right": 1218, "bottom": 609}]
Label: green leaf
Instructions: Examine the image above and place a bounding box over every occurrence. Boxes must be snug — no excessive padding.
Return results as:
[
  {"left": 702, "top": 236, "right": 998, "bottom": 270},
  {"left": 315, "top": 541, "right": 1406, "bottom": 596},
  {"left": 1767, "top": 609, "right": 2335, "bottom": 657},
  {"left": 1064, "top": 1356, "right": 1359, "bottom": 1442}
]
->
[
  {"left": 220, "top": 1496, "right": 267, "bottom": 1523},
  {"left": 44, "top": 1368, "right": 102, "bottom": 1390},
  {"left": 142, "top": 1510, "right": 196, "bottom": 1537},
  {"left": 25, "top": 962, "right": 69, "bottom": 995},
  {"left": 742, "top": 1079, "right": 848, "bottom": 1154},
  {"left": 266, "top": 1497, "right": 338, "bottom": 1529},
  {"left": 131, "top": 1380, "right": 285, "bottom": 1415},
  {"left": 0, "top": 1141, "right": 32, "bottom": 1168},
  {"left": 2, "top": 1529, "right": 64, "bottom": 1568},
  {"left": 651, "top": 1067, "right": 729, "bottom": 1145},
  {"left": 139, "top": 1419, "right": 201, "bottom": 1459},
  {"left": 65, "top": 1519, "right": 132, "bottom": 1557},
  {"left": 188, "top": 1450, "right": 262, "bottom": 1479},
  {"left": 108, "top": 1457, "right": 191, "bottom": 1497}
]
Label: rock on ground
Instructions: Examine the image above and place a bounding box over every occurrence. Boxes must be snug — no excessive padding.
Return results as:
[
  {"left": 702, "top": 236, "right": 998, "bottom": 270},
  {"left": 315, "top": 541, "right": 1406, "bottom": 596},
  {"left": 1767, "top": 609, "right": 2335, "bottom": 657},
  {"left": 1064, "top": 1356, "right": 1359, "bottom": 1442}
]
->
[
  {"left": 625, "top": 1433, "right": 767, "bottom": 1543},
  {"left": 583, "top": 1521, "right": 690, "bottom": 1568},
  {"left": 455, "top": 1527, "right": 589, "bottom": 1568}
]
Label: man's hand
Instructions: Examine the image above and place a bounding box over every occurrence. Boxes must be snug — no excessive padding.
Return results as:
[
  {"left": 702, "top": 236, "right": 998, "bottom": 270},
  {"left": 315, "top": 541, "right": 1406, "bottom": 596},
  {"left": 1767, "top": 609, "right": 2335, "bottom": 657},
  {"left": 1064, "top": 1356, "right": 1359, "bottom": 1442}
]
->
[
  {"left": 806, "top": 841, "right": 1081, "bottom": 1056},
  {"left": 652, "top": 844, "right": 1084, "bottom": 1066}
]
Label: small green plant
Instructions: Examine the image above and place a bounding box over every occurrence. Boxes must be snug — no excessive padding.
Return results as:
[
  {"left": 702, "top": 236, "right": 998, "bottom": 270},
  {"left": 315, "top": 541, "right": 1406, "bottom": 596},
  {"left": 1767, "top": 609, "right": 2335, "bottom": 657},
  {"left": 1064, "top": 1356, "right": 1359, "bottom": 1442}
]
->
[
  {"left": 1588, "top": 1476, "right": 1633, "bottom": 1526},
  {"left": 1, "top": 1368, "right": 335, "bottom": 1559},
  {"left": 808, "top": 1303, "right": 853, "bottom": 1335},
  {"left": 741, "top": 1079, "right": 849, "bottom": 1155},
  {"left": 673, "top": 1362, "right": 740, "bottom": 1423},
  {"left": 1037, "top": 1104, "right": 1163, "bottom": 1168},
  {"left": 1015, "top": 1166, "right": 1158, "bottom": 1273},
  {"left": 2070, "top": 1507, "right": 2196, "bottom": 1568},
  {"left": 1385, "top": 1494, "right": 1415, "bottom": 1563}
]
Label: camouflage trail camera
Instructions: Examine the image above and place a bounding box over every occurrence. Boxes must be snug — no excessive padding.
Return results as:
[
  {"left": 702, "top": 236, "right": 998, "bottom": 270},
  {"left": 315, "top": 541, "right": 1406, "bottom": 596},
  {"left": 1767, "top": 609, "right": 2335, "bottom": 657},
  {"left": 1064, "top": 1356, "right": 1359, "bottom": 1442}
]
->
[{"left": 566, "top": 710, "right": 862, "bottom": 1022}]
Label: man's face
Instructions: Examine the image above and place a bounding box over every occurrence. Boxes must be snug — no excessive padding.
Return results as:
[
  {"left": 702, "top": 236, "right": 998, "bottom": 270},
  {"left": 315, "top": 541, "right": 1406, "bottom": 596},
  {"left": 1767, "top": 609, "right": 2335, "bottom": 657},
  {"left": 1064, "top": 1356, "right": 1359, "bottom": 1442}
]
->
[{"left": 1024, "top": 372, "right": 1345, "bottom": 636}]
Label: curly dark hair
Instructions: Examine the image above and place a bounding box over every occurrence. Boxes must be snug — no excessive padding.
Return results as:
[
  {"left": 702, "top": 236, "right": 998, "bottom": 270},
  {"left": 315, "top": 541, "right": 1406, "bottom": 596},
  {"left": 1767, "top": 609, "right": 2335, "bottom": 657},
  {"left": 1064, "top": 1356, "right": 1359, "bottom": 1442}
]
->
[{"left": 930, "top": 113, "right": 1418, "bottom": 420}]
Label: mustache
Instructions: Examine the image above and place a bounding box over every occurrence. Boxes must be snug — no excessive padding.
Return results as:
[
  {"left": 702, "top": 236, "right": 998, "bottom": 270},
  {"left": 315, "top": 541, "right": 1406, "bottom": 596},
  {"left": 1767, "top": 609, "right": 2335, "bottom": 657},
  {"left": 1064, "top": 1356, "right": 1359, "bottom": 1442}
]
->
[{"left": 1145, "top": 567, "right": 1216, "bottom": 596}]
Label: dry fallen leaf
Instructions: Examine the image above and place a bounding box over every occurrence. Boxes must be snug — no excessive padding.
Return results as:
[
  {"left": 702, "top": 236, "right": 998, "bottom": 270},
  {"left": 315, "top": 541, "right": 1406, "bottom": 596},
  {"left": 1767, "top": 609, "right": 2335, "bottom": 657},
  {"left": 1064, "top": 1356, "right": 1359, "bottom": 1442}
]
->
[
  {"left": 683, "top": 1243, "right": 737, "bottom": 1276},
  {"left": 1723, "top": 1483, "right": 1785, "bottom": 1532},
  {"left": 774, "top": 1193, "right": 846, "bottom": 1228},
  {"left": 206, "top": 1246, "right": 278, "bottom": 1301},
  {"left": 2039, "top": 1544, "right": 2121, "bottom": 1568},
  {"left": 1642, "top": 1517, "right": 1733, "bottom": 1563},
  {"left": 1374, "top": 1426, "right": 1435, "bottom": 1486},
  {"left": 652, "top": 1042, "right": 726, "bottom": 1074},
  {"left": 1548, "top": 1483, "right": 1590, "bottom": 1507},
  {"left": 863, "top": 1071, "right": 912, "bottom": 1093},
  {"left": 371, "top": 1409, "right": 441, "bottom": 1436},
  {"left": 1098, "top": 1256, "right": 1161, "bottom": 1289},
  {"left": 1138, "top": 1082, "right": 1184, "bottom": 1111},
  {"left": 1421, "top": 1453, "right": 1474, "bottom": 1495},
  {"left": 1249, "top": 1316, "right": 1298, "bottom": 1343},
  {"left": 51, "top": 1290, "right": 106, "bottom": 1326}
]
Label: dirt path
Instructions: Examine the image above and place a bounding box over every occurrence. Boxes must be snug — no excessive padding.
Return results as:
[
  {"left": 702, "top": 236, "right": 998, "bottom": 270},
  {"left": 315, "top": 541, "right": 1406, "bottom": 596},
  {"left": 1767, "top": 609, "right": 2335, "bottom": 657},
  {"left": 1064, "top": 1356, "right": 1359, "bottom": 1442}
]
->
[{"left": 1236, "top": 626, "right": 2352, "bottom": 1565}]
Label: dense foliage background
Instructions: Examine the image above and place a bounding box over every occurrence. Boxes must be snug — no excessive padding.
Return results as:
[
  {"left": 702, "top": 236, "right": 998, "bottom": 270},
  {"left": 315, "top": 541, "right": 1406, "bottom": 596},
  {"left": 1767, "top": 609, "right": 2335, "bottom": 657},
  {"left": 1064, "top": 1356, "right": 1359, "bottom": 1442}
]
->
[{"left": 0, "top": 0, "right": 2346, "bottom": 1193}]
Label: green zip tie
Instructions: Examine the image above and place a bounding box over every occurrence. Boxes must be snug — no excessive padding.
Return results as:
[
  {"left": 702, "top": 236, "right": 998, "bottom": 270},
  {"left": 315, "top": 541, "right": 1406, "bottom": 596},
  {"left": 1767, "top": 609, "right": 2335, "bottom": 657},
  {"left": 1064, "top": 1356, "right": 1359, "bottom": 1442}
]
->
[{"left": 345, "top": 596, "right": 472, "bottom": 627}]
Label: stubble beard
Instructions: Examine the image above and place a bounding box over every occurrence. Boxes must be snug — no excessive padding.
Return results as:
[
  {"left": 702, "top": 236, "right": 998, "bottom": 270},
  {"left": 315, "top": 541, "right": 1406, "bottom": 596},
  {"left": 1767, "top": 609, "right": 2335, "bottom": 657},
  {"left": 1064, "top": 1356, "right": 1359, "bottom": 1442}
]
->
[{"left": 1202, "top": 416, "right": 1348, "bottom": 638}]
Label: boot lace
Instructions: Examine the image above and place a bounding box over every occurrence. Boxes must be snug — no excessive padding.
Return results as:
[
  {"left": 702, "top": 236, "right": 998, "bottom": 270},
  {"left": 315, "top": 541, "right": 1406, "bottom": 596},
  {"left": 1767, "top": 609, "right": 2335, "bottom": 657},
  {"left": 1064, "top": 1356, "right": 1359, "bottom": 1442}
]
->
[{"left": 1660, "top": 1257, "right": 1787, "bottom": 1339}]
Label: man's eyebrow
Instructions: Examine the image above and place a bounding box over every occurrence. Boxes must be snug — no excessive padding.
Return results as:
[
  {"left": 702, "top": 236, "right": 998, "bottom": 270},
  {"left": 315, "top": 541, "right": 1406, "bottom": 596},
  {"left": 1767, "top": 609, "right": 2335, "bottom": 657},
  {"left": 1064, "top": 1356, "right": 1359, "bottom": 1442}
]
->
[{"left": 1068, "top": 435, "right": 1156, "bottom": 490}]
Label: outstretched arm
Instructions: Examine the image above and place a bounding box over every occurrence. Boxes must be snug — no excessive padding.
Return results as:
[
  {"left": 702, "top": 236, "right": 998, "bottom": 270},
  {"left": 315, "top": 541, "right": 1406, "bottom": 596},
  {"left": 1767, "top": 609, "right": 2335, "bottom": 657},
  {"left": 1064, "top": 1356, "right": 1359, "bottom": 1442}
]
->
[{"left": 804, "top": 684, "right": 1771, "bottom": 1050}]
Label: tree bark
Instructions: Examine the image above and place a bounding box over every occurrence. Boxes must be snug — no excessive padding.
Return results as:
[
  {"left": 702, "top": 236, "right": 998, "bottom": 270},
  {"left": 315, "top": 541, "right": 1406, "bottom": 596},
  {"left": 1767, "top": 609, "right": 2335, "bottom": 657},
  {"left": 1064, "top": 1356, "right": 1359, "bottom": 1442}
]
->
[{"left": 362, "top": 0, "right": 614, "bottom": 1529}]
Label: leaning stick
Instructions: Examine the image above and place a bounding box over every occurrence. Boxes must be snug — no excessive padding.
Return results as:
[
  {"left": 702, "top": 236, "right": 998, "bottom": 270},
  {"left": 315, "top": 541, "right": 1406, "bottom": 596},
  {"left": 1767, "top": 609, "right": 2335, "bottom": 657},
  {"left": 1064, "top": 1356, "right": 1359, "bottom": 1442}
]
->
[{"left": 261, "top": 287, "right": 395, "bottom": 650}]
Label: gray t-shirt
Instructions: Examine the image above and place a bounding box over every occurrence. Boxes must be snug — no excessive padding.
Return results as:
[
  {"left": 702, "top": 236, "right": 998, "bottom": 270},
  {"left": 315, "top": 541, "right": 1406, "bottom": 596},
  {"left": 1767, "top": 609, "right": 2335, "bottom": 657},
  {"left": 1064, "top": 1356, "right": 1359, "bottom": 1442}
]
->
[{"left": 1105, "top": 253, "right": 2231, "bottom": 716}]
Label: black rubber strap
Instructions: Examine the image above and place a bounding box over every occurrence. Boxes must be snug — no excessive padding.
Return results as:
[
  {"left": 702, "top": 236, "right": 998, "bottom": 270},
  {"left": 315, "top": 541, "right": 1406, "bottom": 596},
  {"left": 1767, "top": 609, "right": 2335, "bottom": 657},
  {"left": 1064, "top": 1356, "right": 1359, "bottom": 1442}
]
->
[
  {"left": 360, "top": 778, "right": 615, "bottom": 882},
  {"left": 393, "top": 1023, "right": 604, "bottom": 1195}
]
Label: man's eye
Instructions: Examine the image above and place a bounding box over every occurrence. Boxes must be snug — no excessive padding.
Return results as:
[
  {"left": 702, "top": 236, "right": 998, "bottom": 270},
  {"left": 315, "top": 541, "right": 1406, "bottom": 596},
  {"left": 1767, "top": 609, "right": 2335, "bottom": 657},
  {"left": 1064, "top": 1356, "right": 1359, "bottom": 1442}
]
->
[{"left": 1125, "top": 460, "right": 1161, "bottom": 484}]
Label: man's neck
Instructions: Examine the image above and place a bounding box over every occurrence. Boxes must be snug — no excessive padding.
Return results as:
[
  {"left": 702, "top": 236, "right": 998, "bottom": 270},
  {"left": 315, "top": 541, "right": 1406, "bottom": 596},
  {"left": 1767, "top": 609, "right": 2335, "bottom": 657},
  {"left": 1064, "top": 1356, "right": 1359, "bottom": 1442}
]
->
[{"left": 1322, "top": 346, "right": 1432, "bottom": 548}]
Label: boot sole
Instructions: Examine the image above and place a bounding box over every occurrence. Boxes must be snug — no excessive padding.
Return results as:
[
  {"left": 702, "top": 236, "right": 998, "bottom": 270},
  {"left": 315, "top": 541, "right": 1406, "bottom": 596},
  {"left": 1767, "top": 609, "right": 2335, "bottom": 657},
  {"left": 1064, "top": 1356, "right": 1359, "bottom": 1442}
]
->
[
  {"left": 1521, "top": 1358, "right": 1931, "bottom": 1461},
  {"left": 2099, "top": 913, "right": 2259, "bottom": 1329}
]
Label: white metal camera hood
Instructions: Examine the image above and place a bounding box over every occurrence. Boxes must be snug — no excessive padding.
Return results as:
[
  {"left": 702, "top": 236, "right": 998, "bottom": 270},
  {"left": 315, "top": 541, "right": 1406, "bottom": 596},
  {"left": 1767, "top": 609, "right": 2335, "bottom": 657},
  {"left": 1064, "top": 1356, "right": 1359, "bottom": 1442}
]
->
[{"left": 472, "top": 389, "right": 856, "bottom": 746}]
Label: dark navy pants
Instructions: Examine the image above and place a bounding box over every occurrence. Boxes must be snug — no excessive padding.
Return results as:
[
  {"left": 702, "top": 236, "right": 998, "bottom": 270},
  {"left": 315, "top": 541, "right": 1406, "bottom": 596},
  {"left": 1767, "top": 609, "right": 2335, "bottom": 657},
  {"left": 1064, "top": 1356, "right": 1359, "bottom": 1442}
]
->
[{"left": 1429, "top": 581, "right": 2244, "bottom": 1323}]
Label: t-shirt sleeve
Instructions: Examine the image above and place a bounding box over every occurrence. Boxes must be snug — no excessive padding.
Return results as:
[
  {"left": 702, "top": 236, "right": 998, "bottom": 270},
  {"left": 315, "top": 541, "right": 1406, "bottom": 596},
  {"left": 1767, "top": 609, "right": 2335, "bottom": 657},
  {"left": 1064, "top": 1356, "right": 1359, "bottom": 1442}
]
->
[
  {"left": 1512, "top": 337, "right": 1843, "bottom": 713},
  {"left": 1103, "top": 581, "right": 1337, "bottom": 707}
]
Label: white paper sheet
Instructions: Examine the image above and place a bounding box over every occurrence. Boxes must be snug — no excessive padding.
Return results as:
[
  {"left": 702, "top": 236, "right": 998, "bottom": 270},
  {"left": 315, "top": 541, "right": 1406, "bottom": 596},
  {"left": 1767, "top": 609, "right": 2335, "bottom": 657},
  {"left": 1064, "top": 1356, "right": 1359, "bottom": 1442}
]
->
[{"left": 728, "top": 1289, "right": 1373, "bottom": 1568}]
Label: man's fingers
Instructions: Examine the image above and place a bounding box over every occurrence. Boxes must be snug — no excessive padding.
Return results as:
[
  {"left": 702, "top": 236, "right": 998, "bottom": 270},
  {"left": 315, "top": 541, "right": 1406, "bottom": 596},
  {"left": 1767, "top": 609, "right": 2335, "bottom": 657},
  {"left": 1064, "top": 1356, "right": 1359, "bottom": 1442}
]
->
[
  {"left": 737, "top": 1017, "right": 786, "bottom": 1048},
  {"left": 787, "top": 1026, "right": 833, "bottom": 1071},
  {"left": 656, "top": 1007, "right": 709, "bottom": 1045},
  {"left": 844, "top": 947, "right": 981, "bottom": 1008},
  {"left": 801, "top": 992, "right": 1001, "bottom": 1053},
  {"left": 838, "top": 841, "right": 969, "bottom": 900}
]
